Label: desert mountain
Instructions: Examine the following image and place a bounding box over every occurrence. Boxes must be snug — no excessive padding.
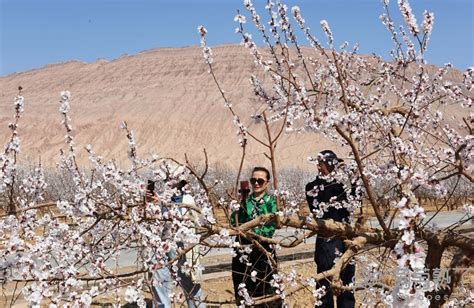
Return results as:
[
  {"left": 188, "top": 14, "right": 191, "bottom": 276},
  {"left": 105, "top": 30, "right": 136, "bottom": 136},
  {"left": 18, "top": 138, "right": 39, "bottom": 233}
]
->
[{"left": 0, "top": 45, "right": 466, "bottom": 170}]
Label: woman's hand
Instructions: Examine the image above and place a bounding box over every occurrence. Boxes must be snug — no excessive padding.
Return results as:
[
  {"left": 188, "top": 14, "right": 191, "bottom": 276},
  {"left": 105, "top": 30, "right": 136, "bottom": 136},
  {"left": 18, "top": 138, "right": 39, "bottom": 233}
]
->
[{"left": 145, "top": 192, "right": 160, "bottom": 203}]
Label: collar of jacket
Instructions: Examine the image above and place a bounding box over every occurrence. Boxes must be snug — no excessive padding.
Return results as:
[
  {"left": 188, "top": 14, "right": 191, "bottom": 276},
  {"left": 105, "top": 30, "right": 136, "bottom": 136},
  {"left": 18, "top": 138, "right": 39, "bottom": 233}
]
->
[
  {"left": 314, "top": 175, "right": 336, "bottom": 185},
  {"left": 249, "top": 192, "right": 270, "bottom": 204},
  {"left": 246, "top": 192, "right": 269, "bottom": 218}
]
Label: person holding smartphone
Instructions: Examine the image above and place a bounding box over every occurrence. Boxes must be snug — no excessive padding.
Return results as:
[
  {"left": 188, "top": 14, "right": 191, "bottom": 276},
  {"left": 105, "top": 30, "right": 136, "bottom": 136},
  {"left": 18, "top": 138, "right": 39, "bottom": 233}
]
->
[
  {"left": 230, "top": 167, "right": 281, "bottom": 307},
  {"left": 149, "top": 180, "right": 205, "bottom": 308}
]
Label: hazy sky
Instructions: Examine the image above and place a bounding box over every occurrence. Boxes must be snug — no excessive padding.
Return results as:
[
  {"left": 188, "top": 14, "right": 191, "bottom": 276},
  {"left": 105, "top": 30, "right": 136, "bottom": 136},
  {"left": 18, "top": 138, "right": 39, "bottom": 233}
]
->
[{"left": 1, "top": 0, "right": 473, "bottom": 76}]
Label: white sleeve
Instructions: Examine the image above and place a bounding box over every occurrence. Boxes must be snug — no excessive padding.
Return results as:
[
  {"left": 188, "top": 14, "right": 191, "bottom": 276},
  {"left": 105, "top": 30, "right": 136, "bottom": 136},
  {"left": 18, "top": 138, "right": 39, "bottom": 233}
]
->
[{"left": 182, "top": 194, "right": 196, "bottom": 206}]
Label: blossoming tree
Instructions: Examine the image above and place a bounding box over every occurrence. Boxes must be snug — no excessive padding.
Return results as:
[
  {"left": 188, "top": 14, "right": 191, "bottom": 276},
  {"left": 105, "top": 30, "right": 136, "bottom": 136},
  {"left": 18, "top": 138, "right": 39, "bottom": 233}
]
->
[
  {"left": 198, "top": 0, "right": 472, "bottom": 307},
  {"left": 0, "top": 0, "right": 472, "bottom": 307}
]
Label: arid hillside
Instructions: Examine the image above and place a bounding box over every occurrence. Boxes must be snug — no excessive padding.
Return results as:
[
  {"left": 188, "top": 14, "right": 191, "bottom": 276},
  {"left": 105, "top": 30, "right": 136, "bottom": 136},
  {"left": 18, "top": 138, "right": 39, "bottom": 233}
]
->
[{"left": 0, "top": 45, "right": 465, "bottom": 169}]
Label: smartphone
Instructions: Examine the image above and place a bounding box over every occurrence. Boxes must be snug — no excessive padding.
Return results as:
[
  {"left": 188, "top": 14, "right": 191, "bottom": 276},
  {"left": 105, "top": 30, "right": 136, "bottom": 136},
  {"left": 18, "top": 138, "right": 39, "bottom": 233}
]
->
[
  {"left": 239, "top": 180, "right": 250, "bottom": 200},
  {"left": 147, "top": 180, "right": 155, "bottom": 194}
]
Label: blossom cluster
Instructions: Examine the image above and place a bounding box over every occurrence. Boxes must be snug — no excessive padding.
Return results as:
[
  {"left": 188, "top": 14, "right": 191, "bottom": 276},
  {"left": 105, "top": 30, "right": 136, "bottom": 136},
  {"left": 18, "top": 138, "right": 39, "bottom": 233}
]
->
[
  {"left": 0, "top": 0, "right": 472, "bottom": 306},
  {"left": 198, "top": 0, "right": 472, "bottom": 306}
]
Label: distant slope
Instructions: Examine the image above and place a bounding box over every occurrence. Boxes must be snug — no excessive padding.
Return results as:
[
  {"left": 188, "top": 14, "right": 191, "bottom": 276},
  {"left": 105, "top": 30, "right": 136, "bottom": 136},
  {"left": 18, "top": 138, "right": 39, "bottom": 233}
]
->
[{"left": 0, "top": 45, "right": 464, "bottom": 170}]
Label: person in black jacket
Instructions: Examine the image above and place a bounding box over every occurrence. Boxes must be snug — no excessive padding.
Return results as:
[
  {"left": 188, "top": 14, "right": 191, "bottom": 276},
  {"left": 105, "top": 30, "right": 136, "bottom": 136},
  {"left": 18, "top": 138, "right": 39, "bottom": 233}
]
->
[{"left": 305, "top": 150, "right": 355, "bottom": 308}]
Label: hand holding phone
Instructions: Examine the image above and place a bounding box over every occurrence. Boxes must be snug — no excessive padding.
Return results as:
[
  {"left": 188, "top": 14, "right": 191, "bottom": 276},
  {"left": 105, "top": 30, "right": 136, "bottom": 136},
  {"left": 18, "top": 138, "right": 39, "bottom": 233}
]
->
[{"left": 146, "top": 180, "right": 159, "bottom": 202}]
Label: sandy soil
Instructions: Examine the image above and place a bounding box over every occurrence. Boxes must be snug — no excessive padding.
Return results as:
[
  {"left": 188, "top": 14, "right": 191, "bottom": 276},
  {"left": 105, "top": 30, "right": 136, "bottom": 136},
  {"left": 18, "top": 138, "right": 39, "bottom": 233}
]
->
[
  {"left": 0, "top": 45, "right": 466, "bottom": 170},
  {"left": 202, "top": 260, "right": 316, "bottom": 308}
]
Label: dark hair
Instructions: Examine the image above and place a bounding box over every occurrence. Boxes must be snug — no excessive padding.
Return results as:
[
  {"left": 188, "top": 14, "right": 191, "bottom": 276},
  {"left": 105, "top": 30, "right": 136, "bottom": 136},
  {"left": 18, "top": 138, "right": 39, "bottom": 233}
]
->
[
  {"left": 176, "top": 180, "right": 188, "bottom": 191},
  {"left": 252, "top": 166, "right": 271, "bottom": 180},
  {"left": 318, "top": 149, "right": 343, "bottom": 173}
]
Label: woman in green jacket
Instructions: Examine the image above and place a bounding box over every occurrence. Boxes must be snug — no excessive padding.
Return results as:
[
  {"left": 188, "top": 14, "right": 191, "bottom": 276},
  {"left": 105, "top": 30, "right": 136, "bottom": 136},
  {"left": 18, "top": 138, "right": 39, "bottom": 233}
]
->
[{"left": 231, "top": 167, "right": 280, "bottom": 307}]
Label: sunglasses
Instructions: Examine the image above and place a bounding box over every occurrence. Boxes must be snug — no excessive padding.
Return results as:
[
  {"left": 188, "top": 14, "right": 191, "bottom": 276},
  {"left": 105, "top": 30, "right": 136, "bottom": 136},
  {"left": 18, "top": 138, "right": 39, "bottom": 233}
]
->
[{"left": 250, "top": 178, "right": 267, "bottom": 186}]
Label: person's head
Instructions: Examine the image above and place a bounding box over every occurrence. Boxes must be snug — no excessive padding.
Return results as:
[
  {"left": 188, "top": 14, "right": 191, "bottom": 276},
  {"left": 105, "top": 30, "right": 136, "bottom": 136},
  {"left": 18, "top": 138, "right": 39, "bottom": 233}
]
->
[
  {"left": 174, "top": 180, "right": 188, "bottom": 193},
  {"left": 250, "top": 166, "right": 271, "bottom": 195},
  {"left": 317, "top": 150, "right": 343, "bottom": 175}
]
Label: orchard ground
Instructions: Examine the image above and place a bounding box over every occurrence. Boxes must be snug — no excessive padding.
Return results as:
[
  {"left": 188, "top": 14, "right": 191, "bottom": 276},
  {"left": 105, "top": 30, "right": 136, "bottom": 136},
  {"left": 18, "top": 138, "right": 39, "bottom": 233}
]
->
[
  {"left": 3, "top": 245, "right": 472, "bottom": 307},
  {"left": 2, "top": 204, "right": 472, "bottom": 307}
]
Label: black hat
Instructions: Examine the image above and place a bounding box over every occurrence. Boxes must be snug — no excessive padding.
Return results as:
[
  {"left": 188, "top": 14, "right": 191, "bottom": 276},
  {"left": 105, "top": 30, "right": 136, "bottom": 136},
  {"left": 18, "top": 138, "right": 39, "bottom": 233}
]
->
[{"left": 318, "top": 150, "right": 343, "bottom": 165}]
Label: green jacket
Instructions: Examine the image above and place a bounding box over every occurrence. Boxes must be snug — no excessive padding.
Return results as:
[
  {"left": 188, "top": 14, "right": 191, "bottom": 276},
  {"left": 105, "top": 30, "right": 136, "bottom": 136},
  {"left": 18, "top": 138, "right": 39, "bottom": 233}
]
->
[{"left": 231, "top": 192, "right": 277, "bottom": 238}]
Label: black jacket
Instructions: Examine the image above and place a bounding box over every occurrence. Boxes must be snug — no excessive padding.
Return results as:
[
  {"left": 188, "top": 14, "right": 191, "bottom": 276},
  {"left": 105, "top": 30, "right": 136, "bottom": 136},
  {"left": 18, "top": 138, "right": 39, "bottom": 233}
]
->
[{"left": 305, "top": 176, "right": 350, "bottom": 223}]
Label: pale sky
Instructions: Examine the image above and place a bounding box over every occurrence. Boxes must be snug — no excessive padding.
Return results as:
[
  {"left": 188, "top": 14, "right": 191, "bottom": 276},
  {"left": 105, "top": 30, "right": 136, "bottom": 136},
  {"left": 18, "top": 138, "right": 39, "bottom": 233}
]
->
[{"left": 1, "top": 0, "right": 473, "bottom": 76}]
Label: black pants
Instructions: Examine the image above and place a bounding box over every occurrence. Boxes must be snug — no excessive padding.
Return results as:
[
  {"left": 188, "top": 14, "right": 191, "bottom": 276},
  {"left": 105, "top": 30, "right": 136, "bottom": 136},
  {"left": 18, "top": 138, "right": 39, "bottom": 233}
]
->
[
  {"left": 232, "top": 238, "right": 281, "bottom": 307},
  {"left": 315, "top": 238, "right": 355, "bottom": 308}
]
